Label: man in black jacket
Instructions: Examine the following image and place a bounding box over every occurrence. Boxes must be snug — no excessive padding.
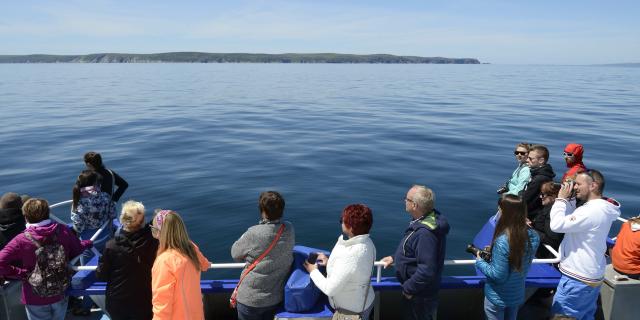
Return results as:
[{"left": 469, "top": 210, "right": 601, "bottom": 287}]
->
[{"left": 523, "top": 145, "right": 556, "bottom": 221}]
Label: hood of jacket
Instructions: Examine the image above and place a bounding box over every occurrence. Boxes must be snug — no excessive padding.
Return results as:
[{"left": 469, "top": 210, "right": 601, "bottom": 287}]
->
[
  {"left": 564, "top": 143, "right": 584, "bottom": 166},
  {"left": 114, "top": 224, "right": 154, "bottom": 253},
  {"left": 24, "top": 221, "right": 60, "bottom": 243},
  {"left": 530, "top": 163, "right": 556, "bottom": 180},
  {"left": 0, "top": 208, "right": 24, "bottom": 230},
  {"left": 407, "top": 209, "right": 450, "bottom": 237},
  {"left": 599, "top": 197, "right": 622, "bottom": 221}
]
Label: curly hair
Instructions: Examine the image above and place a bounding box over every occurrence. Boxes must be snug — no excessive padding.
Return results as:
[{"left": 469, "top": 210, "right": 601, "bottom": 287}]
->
[{"left": 341, "top": 204, "right": 373, "bottom": 236}]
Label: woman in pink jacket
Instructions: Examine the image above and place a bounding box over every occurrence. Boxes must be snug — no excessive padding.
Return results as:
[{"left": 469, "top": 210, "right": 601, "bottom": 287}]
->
[
  {"left": 151, "top": 209, "right": 210, "bottom": 320},
  {"left": 0, "top": 198, "right": 92, "bottom": 320}
]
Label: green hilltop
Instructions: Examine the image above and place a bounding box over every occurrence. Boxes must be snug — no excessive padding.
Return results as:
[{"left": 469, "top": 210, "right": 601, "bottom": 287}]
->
[{"left": 0, "top": 52, "right": 480, "bottom": 64}]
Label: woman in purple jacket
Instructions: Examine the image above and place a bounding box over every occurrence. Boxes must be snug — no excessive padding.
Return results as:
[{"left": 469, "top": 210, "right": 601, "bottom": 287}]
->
[{"left": 0, "top": 198, "right": 92, "bottom": 320}]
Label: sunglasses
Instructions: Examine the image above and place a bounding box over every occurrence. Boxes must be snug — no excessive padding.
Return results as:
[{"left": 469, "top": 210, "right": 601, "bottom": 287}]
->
[
  {"left": 563, "top": 152, "right": 574, "bottom": 157},
  {"left": 514, "top": 151, "right": 527, "bottom": 156}
]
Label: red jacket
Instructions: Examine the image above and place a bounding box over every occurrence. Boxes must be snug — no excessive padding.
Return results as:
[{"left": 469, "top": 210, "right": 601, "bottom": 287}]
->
[{"left": 562, "top": 143, "right": 586, "bottom": 182}]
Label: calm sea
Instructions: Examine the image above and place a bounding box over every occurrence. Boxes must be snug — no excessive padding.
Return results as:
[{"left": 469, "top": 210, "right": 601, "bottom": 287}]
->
[{"left": 1, "top": 64, "right": 639, "bottom": 278}]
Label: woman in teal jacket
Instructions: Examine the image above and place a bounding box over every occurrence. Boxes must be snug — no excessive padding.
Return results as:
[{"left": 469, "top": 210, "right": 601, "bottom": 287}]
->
[
  {"left": 476, "top": 195, "right": 539, "bottom": 320},
  {"left": 498, "top": 143, "right": 531, "bottom": 196}
]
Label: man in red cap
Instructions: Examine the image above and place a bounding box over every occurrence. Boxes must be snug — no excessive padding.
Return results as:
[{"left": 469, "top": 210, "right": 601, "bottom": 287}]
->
[{"left": 561, "top": 143, "right": 586, "bottom": 182}]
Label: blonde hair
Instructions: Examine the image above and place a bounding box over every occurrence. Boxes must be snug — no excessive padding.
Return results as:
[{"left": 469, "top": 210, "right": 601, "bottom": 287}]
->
[
  {"left": 120, "top": 200, "right": 145, "bottom": 231},
  {"left": 155, "top": 210, "right": 201, "bottom": 271}
]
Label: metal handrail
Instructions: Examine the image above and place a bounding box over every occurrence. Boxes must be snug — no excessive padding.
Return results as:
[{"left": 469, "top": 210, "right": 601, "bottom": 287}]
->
[
  {"left": 49, "top": 200, "right": 109, "bottom": 265},
  {"left": 71, "top": 244, "right": 561, "bottom": 282},
  {"left": 48, "top": 199, "right": 564, "bottom": 282}
]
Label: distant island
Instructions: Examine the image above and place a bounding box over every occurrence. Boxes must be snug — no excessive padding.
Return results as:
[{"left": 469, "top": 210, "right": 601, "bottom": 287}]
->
[
  {"left": 593, "top": 63, "right": 640, "bottom": 67},
  {"left": 0, "top": 52, "right": 480, "bottom": 64}
]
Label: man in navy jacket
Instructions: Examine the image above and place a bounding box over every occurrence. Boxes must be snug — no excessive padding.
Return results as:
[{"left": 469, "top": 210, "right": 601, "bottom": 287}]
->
[{"left": 381, "top": 185, "right": 450, "bottom": 320}]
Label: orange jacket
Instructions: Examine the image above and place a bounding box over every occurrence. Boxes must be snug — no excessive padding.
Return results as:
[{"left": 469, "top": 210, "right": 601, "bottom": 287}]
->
[
  {"left": 612, "top": 221, "right": 640, "bottom": 275},
  {"left": 152, "top": 242, "right": 210, "bottom": 320}
]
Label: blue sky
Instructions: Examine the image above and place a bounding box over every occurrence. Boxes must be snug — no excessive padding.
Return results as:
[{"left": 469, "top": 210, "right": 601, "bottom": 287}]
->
[{"left": 1, "top": 0, "right": 638, "bottom": 64}]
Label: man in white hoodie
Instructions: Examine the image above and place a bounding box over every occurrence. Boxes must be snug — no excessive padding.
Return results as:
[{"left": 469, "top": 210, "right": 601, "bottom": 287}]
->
[{"left": 549, "top": 169, "right": 621, "bottom": 320}]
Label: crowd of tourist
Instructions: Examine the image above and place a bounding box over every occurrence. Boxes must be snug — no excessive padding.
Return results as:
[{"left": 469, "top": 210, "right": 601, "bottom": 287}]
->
[{"left": 0, "top": 145, "right": 636, "bottom": 320}]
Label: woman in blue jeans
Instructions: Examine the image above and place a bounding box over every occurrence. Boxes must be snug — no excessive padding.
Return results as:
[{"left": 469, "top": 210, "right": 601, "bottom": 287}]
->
[
  {"left": 475, "top": 195, "right": 539, "bottom": 320},
  {"left": 70, "top": 170, "right": 116, "bottom": 316}
]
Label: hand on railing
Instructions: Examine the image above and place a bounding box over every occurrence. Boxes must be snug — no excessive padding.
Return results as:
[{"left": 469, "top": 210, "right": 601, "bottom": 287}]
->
[
  {"left": 69, "top": 220, "right": 110, "bottom": 266},
  {"left": 379, "top": 256, "right": 394, "bottom": 269}
]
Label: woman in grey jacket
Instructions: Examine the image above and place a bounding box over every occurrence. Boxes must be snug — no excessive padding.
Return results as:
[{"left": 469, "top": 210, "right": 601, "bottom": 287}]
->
[{"left": 231, "top": 191, "right": 295, "bottom": 320}]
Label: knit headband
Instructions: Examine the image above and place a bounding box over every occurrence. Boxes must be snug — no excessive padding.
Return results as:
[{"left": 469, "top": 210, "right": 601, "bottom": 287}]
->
[{"left": 154, "top": 210, "right": 172, "bottom": 231}]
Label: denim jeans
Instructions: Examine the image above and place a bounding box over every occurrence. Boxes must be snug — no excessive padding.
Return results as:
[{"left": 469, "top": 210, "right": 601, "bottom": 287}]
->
[
  {"left": 402, "top": 295, "right": 437, "bottom": 320},
  {"left": 483, "top": 297, "right": 519, "bottom": 320},
  {"left": 236, "top": 302, "right": 280, "bottom": 320},
  {"left": 79, "top": 224, "right": 113, "bottom": 311},
  {"left": 25, "top": 297, "right": 68, "bottom": 320},
  {"left": 551, "top": 275, "right": 601, "bottom": 320}
]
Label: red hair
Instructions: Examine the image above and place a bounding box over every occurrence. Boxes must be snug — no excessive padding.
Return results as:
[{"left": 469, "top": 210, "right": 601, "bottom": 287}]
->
[{"left": 342, "top": 204, "right": 373, "bottom": 236}]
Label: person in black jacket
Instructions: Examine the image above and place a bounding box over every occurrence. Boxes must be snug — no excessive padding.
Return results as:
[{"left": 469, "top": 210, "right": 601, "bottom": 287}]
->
[
  {"left": 380, "top": 185, "right": 450, "bottom": 320},
  {"left": 523, "top": 145, "right": 556, "bottom": 221},
  {"left": 0, "top": 192, "right": 26, "bottom": 250},
  {"left": 84, "top": 151, "right": 128, "bottom": 203},
  {"left": 531, "top": 181, "right": 564, "bottom": 259},
  {"left": 96, "top": 200, "right": 158, "bottom": 320}
]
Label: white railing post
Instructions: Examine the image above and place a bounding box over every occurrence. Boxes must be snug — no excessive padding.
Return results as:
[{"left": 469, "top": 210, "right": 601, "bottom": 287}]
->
[{"left": 69, "top": 220, "right": 110, "bottom": 266}]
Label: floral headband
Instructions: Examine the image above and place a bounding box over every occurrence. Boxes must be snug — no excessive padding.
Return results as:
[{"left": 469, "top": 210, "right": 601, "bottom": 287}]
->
[{"left": 154, "top": 210, "right": 172, "bottom": 231}]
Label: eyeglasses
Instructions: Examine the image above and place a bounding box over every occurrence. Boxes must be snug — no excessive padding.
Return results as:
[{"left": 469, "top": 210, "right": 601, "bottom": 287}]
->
[
  {"left": 563, "top": 152, "right": 574, "bottom": 157},
  {"left": 582, "top": 169, "right": 597, "bottom": 182},
  {"left": 514, "top": 151, "right": 527, "bottom": 156},
  {"left": 339, "top": 218, "right": 343, "bottom": 225},
  {"left": 403, "top": 198, "right": 414, "bottom": 203}
]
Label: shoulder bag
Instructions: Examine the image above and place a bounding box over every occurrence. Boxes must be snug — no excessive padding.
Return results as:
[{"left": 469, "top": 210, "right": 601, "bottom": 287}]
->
[{"left": 230, "top": 223, "right": 286, "bottom": 308}]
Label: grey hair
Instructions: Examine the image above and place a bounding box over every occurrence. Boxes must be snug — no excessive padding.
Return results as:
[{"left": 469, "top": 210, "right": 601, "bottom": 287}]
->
[{"left": 411, "top": 185, "right": 435, "bottom": 214}]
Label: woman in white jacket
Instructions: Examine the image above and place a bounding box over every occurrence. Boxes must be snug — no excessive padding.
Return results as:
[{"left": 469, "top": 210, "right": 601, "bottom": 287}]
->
[{"left": 304, "top": 204, "right": 376, "bottom": 319}]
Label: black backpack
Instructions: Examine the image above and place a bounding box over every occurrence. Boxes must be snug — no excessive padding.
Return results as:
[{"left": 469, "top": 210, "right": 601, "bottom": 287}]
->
[{"left": 24, "top": 228, "right": 71, "bottom": 297}]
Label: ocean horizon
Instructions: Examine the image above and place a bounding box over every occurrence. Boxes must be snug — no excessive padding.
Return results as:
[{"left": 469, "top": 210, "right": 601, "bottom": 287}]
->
[{"left": 1, "top": 63, "right": 638, "bottom": 278}]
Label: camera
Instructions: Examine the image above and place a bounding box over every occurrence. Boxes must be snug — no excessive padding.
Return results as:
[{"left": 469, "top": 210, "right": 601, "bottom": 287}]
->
[
  {"left": 466, "top": 244, "right": 491, "bottom": 261},
  {"left": 496, "top": 186, "right": 508, "bottom": 195},
  {"left": 306, "top": 252, "right": 318, "bottom": 264},
  {"left": 564, "top": 179, "right": 577, "bottom": 198}
]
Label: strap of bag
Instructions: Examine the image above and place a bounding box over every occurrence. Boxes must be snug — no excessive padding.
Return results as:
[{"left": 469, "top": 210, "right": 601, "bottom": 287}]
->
[
  {"left": 230, "top": 223, "right": 286, "bottom": 308},
  {"left": 24, "top": 232, "right": 41, "bottom": 248},
  {"left": 106, "top": 168, "right": 115, "bottom": 201},
  {"left": 357, "top": 249, "right": 374, "bottom": 314},
  {"left": 332, "top": 248, "right": 375, "bottom": 316},
  {"left": 24, "top": 226, "right": 59, "bottom": 248}
]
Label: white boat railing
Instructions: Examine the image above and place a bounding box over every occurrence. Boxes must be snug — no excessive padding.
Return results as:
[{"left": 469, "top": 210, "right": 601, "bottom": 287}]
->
[
  {"left": 48, "top": 199, "right": 564, "bottom": 282},
  {"left": 610, "top": 216, "right": 629, "bottom": 241}
]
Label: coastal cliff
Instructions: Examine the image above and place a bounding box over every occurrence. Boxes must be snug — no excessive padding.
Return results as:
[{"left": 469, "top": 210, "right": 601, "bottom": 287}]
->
[{"left": 0, "top": 52, "right": 481, "bottom": 64}]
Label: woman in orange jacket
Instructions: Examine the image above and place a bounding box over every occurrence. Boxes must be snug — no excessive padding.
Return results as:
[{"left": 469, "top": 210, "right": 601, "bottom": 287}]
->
[{"left": 151, "top": 210, "right": 210, "bottom": 320}]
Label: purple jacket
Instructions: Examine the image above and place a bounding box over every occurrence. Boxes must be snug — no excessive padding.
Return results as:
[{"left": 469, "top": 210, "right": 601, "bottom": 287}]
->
[{"left": 0, "top": 221, "right": 92, "bottom": 305}]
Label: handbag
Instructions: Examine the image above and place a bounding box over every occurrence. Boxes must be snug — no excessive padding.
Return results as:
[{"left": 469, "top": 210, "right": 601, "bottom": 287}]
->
[
  {"left": 330, "top": 251, "right": 375, "bottom": 320},
  {"left": 230, "top": 223, "right": 286, "bottom": 308}
]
